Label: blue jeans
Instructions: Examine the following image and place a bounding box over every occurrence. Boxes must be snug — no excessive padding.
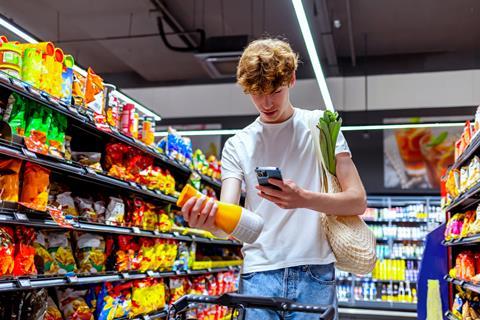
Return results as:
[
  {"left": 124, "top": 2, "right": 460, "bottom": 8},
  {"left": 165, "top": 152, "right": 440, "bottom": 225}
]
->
[{"left": 240, "top": 263, "right": 337, "bottom": 320}]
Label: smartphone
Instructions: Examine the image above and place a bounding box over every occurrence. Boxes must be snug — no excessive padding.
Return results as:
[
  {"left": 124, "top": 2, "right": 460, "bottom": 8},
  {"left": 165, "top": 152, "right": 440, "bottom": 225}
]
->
[{"left": 255, "top": 167, "right": 283, "bottom": 190}]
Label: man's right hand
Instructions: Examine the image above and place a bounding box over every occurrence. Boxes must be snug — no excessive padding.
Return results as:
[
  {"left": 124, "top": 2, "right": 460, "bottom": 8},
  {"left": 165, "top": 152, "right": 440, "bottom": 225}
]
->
[{"left": 180, "top": 196, "right": 218, "bottom": 232}]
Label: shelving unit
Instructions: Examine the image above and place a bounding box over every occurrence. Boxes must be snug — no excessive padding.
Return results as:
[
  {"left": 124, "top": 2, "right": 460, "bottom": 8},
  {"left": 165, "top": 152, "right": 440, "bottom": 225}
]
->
[
  {"left": 337, "top": 195, "right": 442, "bottom": 314},
  {"left": 0, "top": 25, "right": 241, "bottom": 320},
  {"left": 442, "top": 128, "right": 480, "bottom": 318},
  {"left": 0, "top": 266, "right": 239, "bottom": 293}
]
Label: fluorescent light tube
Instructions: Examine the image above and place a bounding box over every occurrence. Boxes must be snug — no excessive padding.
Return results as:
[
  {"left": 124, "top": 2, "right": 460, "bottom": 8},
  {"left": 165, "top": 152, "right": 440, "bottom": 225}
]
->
[
  {"left": 0, "top": 16, "right": 38, "bottom": 44},
  {"left": 292, "top": 0, "right": 334, "bottom": 112},
  {"left": 154, "top": 122, "right": 466, "bottom": 137}
]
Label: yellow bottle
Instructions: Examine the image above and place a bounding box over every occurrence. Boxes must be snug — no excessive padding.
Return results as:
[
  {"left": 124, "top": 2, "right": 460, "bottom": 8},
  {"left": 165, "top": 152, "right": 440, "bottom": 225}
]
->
[{"left": 177, "top": 184, "right": 264, "bottom": 243}]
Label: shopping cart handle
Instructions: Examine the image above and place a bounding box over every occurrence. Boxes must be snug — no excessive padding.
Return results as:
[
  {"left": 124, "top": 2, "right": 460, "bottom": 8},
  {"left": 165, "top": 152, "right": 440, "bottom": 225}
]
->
[{"left": 170, "top": 293, "right": 335, "bottom": 320}]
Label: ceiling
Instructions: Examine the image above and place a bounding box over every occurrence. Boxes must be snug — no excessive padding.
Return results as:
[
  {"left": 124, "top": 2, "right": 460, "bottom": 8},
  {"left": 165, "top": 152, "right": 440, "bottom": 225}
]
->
[{"left": 0, "top": 0, "right": 480, "bottom": 87}]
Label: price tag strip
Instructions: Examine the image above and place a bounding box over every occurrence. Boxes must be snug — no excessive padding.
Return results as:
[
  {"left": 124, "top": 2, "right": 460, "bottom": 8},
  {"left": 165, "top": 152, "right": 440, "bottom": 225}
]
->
[
  {"left": 22, "top": 147, "right": 37, "bottom": 159},
  {"left": 14, "top": 212, "right": 28, "bottom": 221},
  {"left": 66, "top": 275, "right": 79, "bottom": 283},
  {"left": 17, "top": 278, "right": 32, "bottom": 289}
]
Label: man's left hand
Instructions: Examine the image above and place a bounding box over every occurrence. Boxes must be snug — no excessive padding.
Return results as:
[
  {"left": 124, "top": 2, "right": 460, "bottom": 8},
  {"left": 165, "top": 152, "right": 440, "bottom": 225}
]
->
[{"left": 256, "top": 178, "right": 309, "bottom": 209}]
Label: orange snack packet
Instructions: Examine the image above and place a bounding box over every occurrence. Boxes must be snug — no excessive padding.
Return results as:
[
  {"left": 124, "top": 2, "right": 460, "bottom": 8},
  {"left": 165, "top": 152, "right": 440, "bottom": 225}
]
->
[
  {"left": 20, "top": 162, "right": 50, "bottom": 211},
  {"left": 85, "top": 67, "right": 105, "bottom": 115},
  {"left": 0, "top": 158, "right": 22, "bottom": 202}
]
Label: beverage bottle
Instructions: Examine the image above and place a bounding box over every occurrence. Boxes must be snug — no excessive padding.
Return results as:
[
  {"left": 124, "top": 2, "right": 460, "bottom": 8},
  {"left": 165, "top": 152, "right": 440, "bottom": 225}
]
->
[
  {"left": 405, "top": 282, "right": 412, "bottom": 303},
  {"left": 398, "top": 282, "right": 405, "bottom": 303},
  {"left": 393, "top": 284, "right": 399, "bottom": 302},
  {"left": 387, "top": 284, "right": 393, "bottom": 302},
  {"left": 381, "top": 284, "right": 387, "bottom": 301}
]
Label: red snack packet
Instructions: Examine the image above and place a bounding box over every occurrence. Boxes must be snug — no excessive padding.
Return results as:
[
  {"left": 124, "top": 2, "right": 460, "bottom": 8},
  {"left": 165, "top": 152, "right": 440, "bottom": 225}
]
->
[
  {"left": 0, "top": 226, "right": 15, "bottom": 276},
  {"left": 13, "top": 226, "right": 37, "bottom": 275}
]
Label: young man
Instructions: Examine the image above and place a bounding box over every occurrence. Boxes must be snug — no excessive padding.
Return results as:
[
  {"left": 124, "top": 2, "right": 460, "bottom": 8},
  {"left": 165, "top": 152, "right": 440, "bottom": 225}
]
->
[{"left": 180, "top": 38, "right": 366, "bottom": 319}]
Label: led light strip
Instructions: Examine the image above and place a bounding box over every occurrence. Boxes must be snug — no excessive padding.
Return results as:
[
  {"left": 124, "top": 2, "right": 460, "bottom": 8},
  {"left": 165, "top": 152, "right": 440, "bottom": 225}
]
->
[
  {"left": 291, "top": 0, "right": 334, "bottom": 112},
  {"left": 0, "top": 15, "right": 160, "bottom": 120},
  {"left": 154, "top": 122, "right": 466, "bottom": 137}
]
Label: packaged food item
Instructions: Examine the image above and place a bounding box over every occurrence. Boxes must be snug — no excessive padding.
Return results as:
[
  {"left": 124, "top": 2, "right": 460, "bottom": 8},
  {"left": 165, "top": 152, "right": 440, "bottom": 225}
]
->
[
  {"left": 57, "top": 191, "right": 78, "bottom": 216},
  {"left": 0, "top": 157, "right": 22, "bottom": 202},
  {"left": 469, "top": 156, "right": 480, "bottom": 189},
  {"left": 34, "top": 231, "right": 59, "bottom": 275},
  {"left": 60, "top": 55, "right": 74, "bottom": 105},
  {"left": 131, "top": 279, "right": 166, "bottom": 316},
  {"left": 72, "top": 69, "right": 87, "bottom": 107},
  {"left": 5, "top": 93, "right": 29, "bottom": 136},
  {"left": 56, "top": 288, "right": 94, "bottom": 320},
  {"left": 47, "top": 231, "right": 77, "bottom": 274},
  {"left": 94, "top": 200, "right": 106, "bottom": 223},
  {"left": 47, "top": 112, "right": 67, "bottom": 158},
  {"left": 446, "top": 169, "right": 461, "bottom": 199},
  {"left": 169, "top": 277, "right": 189, "bottom": 304},
  {"left": 96, "top": 282, "right": 132, "bottom": 320},
  {"left": 127, "top": 198, "right": 145, "bottom": 228},
  {"left": 0, "top": 227, "right": 14, "bottom": 276},
  {"left": 0, "top": 42, "right": 22, "bottom": 78},
  {"left": 120, "top": 103, "right": 135, "bottom": 137},
  {"left": 75, "top": 196, "right": 97, "bottom": 222},
  {"left": 75, "top": 232, "right": 106, "bottom": 273},
  {"left": 143, "top": 202, "right": 157, "bottom": 231},
  {"left": 71, "top": 152, "right": 103, "bottom": 172},
  {"left": 462, "top": 210, "right": 477, "bottom": 237},
  {"left": 103, "top": 84, "right": 119, "bottom": 128},
  {"left": 19, "top": 288, "right": 49, "bottom": 319},
  {"left": 20, "top": 162, "right": 50, "bottom": 211},
  {"left": 21, "top": 47, "right": 43, "bottom": 88},
  {"left": 105, "top": 197, "right": 125, "bottom": 226},
  {"left": 24, "top": 105, "right": 52, "bottom": 155},
  {"left": 445, "top": 213, "right": 466, "bottom": 241},
  {"left": 141, "top": 116, "right": 155, "bottom": 145},
  {"left": 44, "top": 296, "right": 63, "bottom": 320},
  {"left": 157, "top": 208, "right": 173, "bottom": 233},
  {"left": 456, "top": 251, "right": 476, "bottom": 281},
  {"left": 64, "top": 135, "right": 72, "bottom": 161},
  {"left": 13, "top": 226, "right": 37, "bottom": 276},
  {"left": 85, "top": 67, "right": 105, "bottom": 115},
  {"left": 173, "top": 241, "right": 190, "bottom": 272},
  {"left": 132, "top": 112, "right": 139, "bottom": 139},
  {"left": 115, "top": 235, "right": 141, "bottom": 272},
  {"left": 138, "top": 238, "right": 155, "bottom": 272}
]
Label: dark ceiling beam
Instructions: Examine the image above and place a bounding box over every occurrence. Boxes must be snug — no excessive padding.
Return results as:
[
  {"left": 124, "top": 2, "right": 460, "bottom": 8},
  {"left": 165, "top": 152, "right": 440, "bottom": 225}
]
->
[
  {"left": 345, "top": 0, "right": 356, "bottom": 67},
  {"left": 314, "top": 0, "right": 339, "bottom": 75}
]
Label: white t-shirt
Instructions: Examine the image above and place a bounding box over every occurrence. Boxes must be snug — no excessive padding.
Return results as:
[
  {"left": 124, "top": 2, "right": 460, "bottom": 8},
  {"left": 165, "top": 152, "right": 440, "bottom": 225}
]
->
[{"left": 221, "top": 108, "right": 351, "bottom": 273}]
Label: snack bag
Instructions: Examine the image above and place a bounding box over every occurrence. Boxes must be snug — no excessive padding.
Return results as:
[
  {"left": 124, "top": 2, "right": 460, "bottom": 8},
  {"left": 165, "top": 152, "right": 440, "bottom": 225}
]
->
[
  {"left": 47, "top": 231, "right": 77, "bottom": 274},
  {"left": 34, "top": 231, "right": 59, "bottom": 275},
  {"left": 5, "top": 93, "right": 29, "bottom": 136},
  {"left": 13, "top": 226, "right": 37, "bottom": 275},
  {"left": 47, "top": 112, "right": 67, "bottom": 158},
  {"left": 44, "top": 296, "right": 63, "bottom": 320},
  {"left": 20, "top": 162, "right": 50, "bottom": 211},
  {"left": 56, "top": 288, "right": 94, "bottom": 320},
  {"left": 0, "top": 226, "right": 14, "bottom": 276},
  {"left": 105, "top": 197, "right": 125, "bottom": 226},
  {"left": 25, "top": 105, "right": 52, "bottom": 154},
  {"left": 57, "top": 191, "right": 78, "bottom": 216},
  {"left": 85, "top": 67, "right": 105, "bottom": 115},
  {"left": 138, "top": 238, "right": 155, "bottom": 272},
  {"left": 75, "top": 232, "right": 106, "bottom": 273},
  {"left": 115, "top": 236, "right": 141, "bottom": 271},
  {"left": 71, "top": 151, "right": 103, "bottom": 172},
  {"left": 143, "top": 202, "right": 157, "bottom": 231},
  {"left": 72, "top": 69, "right": 87, "bottom": 107},
  {"left": 75, "top": 197, "right": 97, "bottom": 222},
  {"left": 0, "top": 158, "right": 22, "bottom": 202},
  {"left": 445, "top": 213, "right": 465, "bottom": 240}
]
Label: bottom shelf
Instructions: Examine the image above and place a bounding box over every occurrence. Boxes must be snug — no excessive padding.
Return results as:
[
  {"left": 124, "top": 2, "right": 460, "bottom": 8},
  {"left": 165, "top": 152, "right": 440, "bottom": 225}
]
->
[
  {"left": 339, "top": 300, "right": 417, "bottom": 311},
  {"left": 116, "top": 309, "right": 168, "bottom": 320}
]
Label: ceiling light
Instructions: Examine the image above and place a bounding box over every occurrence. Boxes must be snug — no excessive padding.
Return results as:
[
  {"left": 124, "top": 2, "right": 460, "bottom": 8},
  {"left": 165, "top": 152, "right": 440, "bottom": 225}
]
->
[
  {"left": 0, "top": 15, "right": 161, "bottom": 121},
  {"left": 292, "top": 0, "right": 334, "bottom": 112},
  {"left": 0, "top": 16, "right": 38, "bottom": 44},
  {"left": 154, "top": 122, "right": 466, "bottom": 137}
]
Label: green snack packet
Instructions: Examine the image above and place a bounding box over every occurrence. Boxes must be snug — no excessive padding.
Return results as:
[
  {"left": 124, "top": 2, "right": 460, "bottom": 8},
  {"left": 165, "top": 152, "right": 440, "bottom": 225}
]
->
[
  {"left": 6, "top": 93, "right": 29, "bottom": 136},
  {"left": 47, "top": 112, "right": 67, "bottom": 158},
  {"left": 25, "top": 105, "right": 52, "bottom": 154}
]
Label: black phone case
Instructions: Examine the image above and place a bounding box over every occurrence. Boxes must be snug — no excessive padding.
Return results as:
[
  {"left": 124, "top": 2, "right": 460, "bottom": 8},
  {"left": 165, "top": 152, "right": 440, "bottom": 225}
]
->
[{"left": 256, "top": 167, "right": 283, "bottom": 190}]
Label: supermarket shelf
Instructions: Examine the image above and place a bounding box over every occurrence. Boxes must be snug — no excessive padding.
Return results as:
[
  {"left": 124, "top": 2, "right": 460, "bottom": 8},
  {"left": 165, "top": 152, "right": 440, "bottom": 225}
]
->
[
  {"left": 116, "top": 309, "right": 168, "bottom": 320},
  {"left": 376, "top": 237, "right": 425, "bottom": 242},
  {"left": 445, "top": 181, "right": 480, "bottom": 214},
  {"left": 338, "top": 300, "right": 416, "bottom": 311},
  {"left": 451, "top": 131, "right": 480, "bottom": 170},
  {"left": 0, "top": 72, "right": 223, "bottom": 191},
  {"left": 0, "top": 207, "right": 242, "bottom": 246},
  {"left": 445, "top": 310, "right": 460, "bottom": 320},
  {"left": 442, "top": 233, "right": 480, "bottom": 246},
  {"left": 0, "top": 139, "right": 178, "bottom": 205},
  {"left": 364, "top": 218, "right": 434, "bottom": 224},
  {"left": 367, "top": 196, "right": 441, "bottom": 208},
  {"left": 444, "top": 275, "right": 480, "bottom": 294},
  {"left": 339, "top": 307, "right": 416, "bottom": 318},
  {"left": 354, "top": 278, "right": 417, "bottom": 284},
  {"left": 0, "top": 267, "right": 240, "bottom": 293}
]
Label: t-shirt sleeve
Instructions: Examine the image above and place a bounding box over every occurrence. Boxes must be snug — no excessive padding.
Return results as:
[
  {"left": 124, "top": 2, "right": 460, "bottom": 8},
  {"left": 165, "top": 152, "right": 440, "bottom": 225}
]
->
[
  {"left": 221, "top": 137, "right": 244, "bottom": 181},
  {"left": 335, "top": 131, "right": 351, "bottom": 156}
]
